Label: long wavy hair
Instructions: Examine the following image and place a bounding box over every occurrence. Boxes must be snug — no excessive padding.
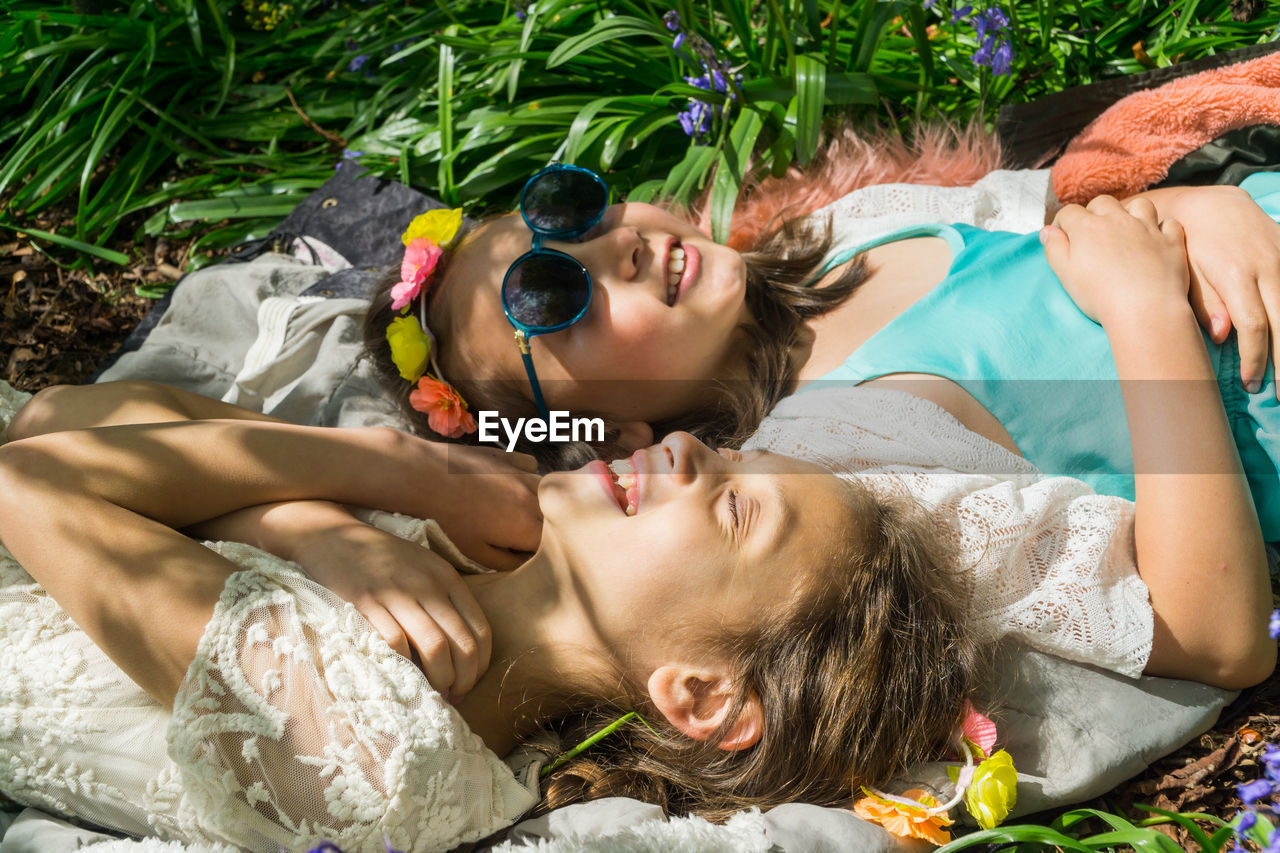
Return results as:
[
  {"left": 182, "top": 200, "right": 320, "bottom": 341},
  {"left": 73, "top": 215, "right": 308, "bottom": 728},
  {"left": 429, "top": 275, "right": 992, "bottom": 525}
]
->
[{"left": 531, "top": 485, "right": 985, "bottom": 820}]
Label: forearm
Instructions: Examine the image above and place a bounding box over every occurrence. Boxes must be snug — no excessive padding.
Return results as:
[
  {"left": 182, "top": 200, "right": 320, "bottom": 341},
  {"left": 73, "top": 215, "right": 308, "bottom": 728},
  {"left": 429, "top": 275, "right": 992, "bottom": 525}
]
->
[
  {"left": 8, "top": 380, "right": 281, "bottom": 441},
  {"left": 1105, "top": 303, "right": 1272, "bottom": 687},
  {"left": 186, "top": 500, "right": 360, "bottom": 564},
  {"left": 1, "top": 419, "right": 426, "bottom": 530}
]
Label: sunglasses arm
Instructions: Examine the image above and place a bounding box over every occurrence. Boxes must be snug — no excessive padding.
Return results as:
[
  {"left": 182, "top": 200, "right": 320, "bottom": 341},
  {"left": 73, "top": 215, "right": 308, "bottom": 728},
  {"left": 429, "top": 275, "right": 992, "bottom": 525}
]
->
[{"left": 514, "top": 330, "right": 552, "bottom": 422}]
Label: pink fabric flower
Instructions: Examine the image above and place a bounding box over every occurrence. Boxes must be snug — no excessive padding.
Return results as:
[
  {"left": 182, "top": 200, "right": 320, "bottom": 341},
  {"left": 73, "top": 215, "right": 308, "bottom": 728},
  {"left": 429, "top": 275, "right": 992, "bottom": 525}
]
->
[
  {"left": 409, "top": 376, "right": 477, "bottom": 438},
  {"left": 962, "top": 701, "right": 998, "bottom": 757},
  {"left": 390, "top": 238, "right": 444, "bottom": 311}
]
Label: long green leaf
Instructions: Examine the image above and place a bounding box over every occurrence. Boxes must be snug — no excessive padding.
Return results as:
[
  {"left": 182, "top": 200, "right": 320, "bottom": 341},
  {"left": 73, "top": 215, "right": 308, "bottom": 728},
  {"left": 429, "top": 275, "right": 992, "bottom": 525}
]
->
[
  {"left": 709, "top": 107, "right": 764, "bottom": 242},
  {"left": 546, "top": 16, "right": 664, "bottom": 68},
  {"left": 0, "top": 222, "right": 130, "bottom": 265},
  {"left": 793, "top": 53, "right": 826, "bottom": 166}
]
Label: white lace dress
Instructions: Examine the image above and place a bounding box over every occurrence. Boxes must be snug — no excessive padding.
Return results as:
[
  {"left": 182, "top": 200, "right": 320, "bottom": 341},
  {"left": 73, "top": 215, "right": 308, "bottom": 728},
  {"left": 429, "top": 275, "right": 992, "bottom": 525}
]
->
[
  {"left": 745, "top": 386, "right": 1152, "bottom": 678},
  {"left": 0, "top": 384, "right": 539, "bottom": 853}
]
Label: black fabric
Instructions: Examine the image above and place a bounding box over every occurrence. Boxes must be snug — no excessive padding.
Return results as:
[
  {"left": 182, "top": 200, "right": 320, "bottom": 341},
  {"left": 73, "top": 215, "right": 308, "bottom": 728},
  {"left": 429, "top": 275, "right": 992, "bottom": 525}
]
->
[
  {"left": 997, "top": 41, "right": 1280, "bottom": 170},
  {"left": 1159, "top": 124, "right": 1280, "bottom": 187}
]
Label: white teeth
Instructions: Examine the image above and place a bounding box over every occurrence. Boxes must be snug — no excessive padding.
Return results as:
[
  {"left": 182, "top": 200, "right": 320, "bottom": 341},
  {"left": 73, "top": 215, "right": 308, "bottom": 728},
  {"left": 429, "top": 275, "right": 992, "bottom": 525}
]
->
[
  {"left": 625, "top": 503, "right": 637, "bottom": 517},
  {"left": 668, "top": 273, "right": 680, "bottom": 286},
  {"left": 608, "top": 460, "right": 634, "bottom": 475},
  {"left": 668, "top": 257, "right": 685, "bottom": 273},
  {"left": 671, "top": 247, "right": 685, "bottom": 260}
]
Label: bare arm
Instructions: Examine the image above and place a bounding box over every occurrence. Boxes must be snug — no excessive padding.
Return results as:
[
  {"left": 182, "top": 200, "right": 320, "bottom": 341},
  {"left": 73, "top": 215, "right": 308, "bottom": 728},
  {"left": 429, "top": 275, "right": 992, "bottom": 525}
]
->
[
  {"left": 0, "top": 419, "right": 468, "bottom": 704},
  {"left": 1043, "top": 198, "right": 1273, "bottom": 689}
]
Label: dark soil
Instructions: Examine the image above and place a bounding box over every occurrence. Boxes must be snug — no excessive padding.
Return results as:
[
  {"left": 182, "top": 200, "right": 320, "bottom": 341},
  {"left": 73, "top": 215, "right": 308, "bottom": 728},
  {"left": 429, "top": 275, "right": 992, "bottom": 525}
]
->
[{"left": 2, "top": 212, "right": 1279, "bottom": 846}]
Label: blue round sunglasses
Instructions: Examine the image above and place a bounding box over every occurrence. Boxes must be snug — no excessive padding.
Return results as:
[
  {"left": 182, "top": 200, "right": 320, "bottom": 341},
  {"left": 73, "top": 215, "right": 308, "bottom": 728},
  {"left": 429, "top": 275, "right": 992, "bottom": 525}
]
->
[{"left": 502, "top": 163, "right": 610, "bottom": 420}]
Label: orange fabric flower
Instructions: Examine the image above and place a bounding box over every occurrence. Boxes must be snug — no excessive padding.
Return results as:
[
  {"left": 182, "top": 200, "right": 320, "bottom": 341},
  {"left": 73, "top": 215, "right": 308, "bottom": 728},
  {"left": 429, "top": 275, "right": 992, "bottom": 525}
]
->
[
  {"left": 853, "top": 788, "right": 953, "bottom": 846},
  {"left": 409, "top": 376, "right": 477, "bottom": 438}
]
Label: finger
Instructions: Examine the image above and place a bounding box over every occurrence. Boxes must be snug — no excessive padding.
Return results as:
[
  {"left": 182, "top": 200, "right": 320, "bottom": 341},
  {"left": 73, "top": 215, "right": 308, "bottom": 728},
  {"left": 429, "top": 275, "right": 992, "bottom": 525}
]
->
[
  {"left": 1263, "top": 266, "right": 1280, "bottom": 400},
  {"left": 449, "top": 584, "right": 493, "bottom": 676},
  {"left": 1051, "top": 203, "right": 1089, "bottom": 230},
  {"left": 1186, "top": 274, "right": 1231, "bottom": 344},
  {"left": 1122, "top": 196, "right": 1159, "bottom": 227},
  {"left": 1085, "top": 194, "right": 1125, "bottom": 214},
  {"left": 1206, "top": 269, "right": 1270, "bottom": 393},
  {"left": 1039, "top": 225, "right": 1070, "bottom": 268},
  {"left": 391, "top": 604, "right": 456, "bottom": 698},
  {"left": 416, "top": 599, "right": 482, "bottom": 699},
  {"left": 362, "top": 605, "right": 412, "bottom": 659},
  {"left": 507, "top": 452, "right": 540, "bottom": 474}
]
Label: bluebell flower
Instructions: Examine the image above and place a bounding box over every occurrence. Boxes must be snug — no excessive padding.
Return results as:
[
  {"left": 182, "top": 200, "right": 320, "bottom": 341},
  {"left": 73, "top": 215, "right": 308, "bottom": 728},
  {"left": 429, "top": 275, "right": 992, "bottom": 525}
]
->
[
  {"left": 971, "top": 38, "right": 993, "bottom": 69},
  {"left": 1266, "top": 825, "right": 1280, "bottom": 853},
  {"left": 515, "top": 8, "right": 526, "bottom": 19},
  {"left": 672, "top": 32, "right": 685, "bottom": 50},
  {"left": 950, "top": 5, "right": 972, "bottom": 23},
  {"left": 1264, "top": 744, "right": 1280, "bottom": 781},
  {"left": 1270, "top": 608, "right": 1280, "bottom": 639},
  {"left": 347, "top": 53, "right": 369, "bottom": 72},
  {"left": 924, "top": 0, "right": 937, "bottom": 7},
  {"left": 1240, "top": 778, "right": 1274, "bottom": 805},
  {"left": 991, "top": 39, "right": 1014, "bottom": 75},
  {"left": 685, "top": 73, "right": 712, "bottom": 91},
  {"left": 677, "top": 100, "right": 712, "bottom": 137},
  {"left": 1240, "top": 809, "right": 1259, "bottom": 834},
  {"left": 710, "top": 68, "right": 727, "bottom": 93},
  {"left": 663, "top": 9, "right": 681, "bottom": 31}
]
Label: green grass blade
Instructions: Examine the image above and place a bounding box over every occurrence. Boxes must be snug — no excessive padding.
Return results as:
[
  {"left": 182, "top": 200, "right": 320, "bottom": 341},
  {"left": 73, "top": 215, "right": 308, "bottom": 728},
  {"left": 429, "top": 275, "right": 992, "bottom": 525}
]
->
[
  {"left": 793, "top": 53, "right": 826, "bottom": 166},
  {"left": 709, "top": 106, "right": 764, "bottom": 242},
  {"left": 0, "top": 221, "right": 130, "bottom": 265},
  {"left": 546, "top": 16, "right": 664, "bottom": 68}
]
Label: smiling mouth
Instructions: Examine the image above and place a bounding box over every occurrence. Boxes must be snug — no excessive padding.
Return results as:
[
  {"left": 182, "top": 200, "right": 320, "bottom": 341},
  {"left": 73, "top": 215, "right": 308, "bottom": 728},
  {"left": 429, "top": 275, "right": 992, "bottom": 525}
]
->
[
  {"left": 666, "top": 243, "right": 686, "bottom": 306},
  {"left": 607, "top": 459, "right": 639, "bottom": 515}
]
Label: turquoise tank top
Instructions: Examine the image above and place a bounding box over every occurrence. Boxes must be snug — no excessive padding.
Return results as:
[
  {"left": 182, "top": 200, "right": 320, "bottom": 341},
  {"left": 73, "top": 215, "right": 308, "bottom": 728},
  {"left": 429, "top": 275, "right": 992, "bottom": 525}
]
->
[{"left": 808, "top": 173, "right": 1280, "bottom": 539}]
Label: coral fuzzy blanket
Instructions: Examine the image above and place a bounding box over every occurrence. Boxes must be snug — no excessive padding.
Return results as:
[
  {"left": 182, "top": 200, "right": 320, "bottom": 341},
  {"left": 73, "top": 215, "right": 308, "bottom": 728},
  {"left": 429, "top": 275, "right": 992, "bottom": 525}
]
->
[{"left": 1052, "top": 51, "right": 1280, "bottom": 204}]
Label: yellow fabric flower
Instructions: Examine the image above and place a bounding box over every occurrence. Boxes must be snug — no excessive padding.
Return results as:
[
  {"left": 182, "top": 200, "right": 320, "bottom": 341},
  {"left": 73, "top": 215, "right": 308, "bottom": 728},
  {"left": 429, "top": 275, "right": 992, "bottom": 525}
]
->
[
  {"left": 965, "top": 749, "right": 1017, "bottom": 830},
  {"left": 852, "top": 788, "right": 953, "bottom": 846},
  {"left": 385, "top": 315, "right": 431, "bottom": 382},
  {"left": 402, "top": 207, "right": 463, "bottom": 248}
]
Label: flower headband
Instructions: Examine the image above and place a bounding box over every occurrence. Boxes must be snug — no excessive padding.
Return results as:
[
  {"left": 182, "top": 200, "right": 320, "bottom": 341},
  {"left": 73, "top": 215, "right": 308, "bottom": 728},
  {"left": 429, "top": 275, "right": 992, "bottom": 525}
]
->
[{"left": 384, "top": 208, "right": 478, "bottom": 439}]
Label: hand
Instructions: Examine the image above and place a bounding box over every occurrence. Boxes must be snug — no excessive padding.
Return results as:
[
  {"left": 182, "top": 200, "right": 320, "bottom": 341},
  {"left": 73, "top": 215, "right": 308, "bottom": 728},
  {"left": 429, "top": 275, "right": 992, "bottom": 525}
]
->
[
  {"left": 292, "top": 520, "right": 491, "bottom": 701},
  {"left": 1041, "top": 196, "right": 1190, "bottom": 327},
  {"left": 403, "top": 442, "right": 543, "bottom": 570},
  {"left": 1153, "top": 185, "right": 1280, "bottom": 394}
]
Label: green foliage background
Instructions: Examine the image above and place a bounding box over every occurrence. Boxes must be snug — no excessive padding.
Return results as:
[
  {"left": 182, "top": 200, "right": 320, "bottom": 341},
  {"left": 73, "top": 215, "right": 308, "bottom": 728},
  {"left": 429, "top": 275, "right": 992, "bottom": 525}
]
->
[{"left": 1, "top": 0, "right": 1278, "bottom": 279}]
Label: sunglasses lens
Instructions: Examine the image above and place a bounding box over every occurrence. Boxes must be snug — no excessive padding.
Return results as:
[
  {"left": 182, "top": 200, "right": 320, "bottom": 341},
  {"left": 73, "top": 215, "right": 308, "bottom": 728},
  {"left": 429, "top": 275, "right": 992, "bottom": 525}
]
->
[
  {"left": 504, "top": 253, "right": 590, "bottom": 330},
  {"left": 522, "top": 168, "right": 608, "bottom": 234}
]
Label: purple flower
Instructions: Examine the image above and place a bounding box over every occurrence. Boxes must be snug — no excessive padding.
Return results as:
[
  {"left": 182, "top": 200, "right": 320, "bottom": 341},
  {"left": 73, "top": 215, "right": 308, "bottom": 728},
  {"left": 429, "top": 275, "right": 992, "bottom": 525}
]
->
[
  {"left": 1266, "top": 826, "right": 1280, "bottom": 853},
  {"left": 710, "top": 68, "right": 727, "bottom": 93},
  {"left": 348, "top": 53, "right": 369, "bottom": 72},
  {"left": 991, "top": 39, "right": 1014, "bottom": 75},
  {"left": 1270, "top": 608, "right": 1280, "bottom": 639},
  {"left": 515, "top": 8, "right": 526, "bottom": 19},
  {"left": 663, "top": 9, "right": 681, "bottom": 31},
  {"left": 677, "top": 100, "right": 712, "bottom": 137},
  {"left": 672, "top": 32, "right": 685, "bottom": 50},
  {"left": 971, "top": 37, "right": 993, "bottom": 68},
  {"left": 1264, "top": 744, "right": 1280, "bottom": 781},
  {"left": 924, "top": 0, "right": 937, "bottom": 7},
  {"left": 974, "top": 6, "right": 1009, "bottom": 36},
  {"left": 685, "top": 73, "right": 712, "bottom": 91},
  {"left": 1240, "top": 778, "right": 1274, "bottom": 805},
  {"left": 1240, "top": 809, "right": 1259, "bottom": 834},
  {"left": 950, "top": 4, "right": 972, "bottom": 23}
]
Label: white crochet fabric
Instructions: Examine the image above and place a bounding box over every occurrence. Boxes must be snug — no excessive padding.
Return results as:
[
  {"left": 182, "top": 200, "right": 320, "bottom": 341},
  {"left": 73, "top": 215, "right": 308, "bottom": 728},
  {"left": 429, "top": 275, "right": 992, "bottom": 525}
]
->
[
  {"left": 811, "top": 168, "right": 1055, "bottom": 249},
  {"left": 744, "top": 385, "right": 1153, "bottom": 678}
]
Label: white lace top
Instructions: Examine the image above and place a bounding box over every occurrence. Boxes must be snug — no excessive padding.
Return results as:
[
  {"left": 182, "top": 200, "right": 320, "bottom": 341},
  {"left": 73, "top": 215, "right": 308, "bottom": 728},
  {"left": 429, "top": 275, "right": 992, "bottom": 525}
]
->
[
  {"left": 811, "top": 169, "right": 1056, "bottom": 248},
  {"left": 745, "top": 386, "right": 1153, "bottom": 678},
  {"left": 0, "top": 384, "right": 538, "bottom": 852}
]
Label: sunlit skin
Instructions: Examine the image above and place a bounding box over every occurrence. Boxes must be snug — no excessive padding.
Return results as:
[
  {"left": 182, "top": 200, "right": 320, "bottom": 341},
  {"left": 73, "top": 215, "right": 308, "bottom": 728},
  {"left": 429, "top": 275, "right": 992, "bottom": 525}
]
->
[
  {"left": 454, "top": 431, "right": 861, "bottom": 753},
  {"left": 429, "top": 202, "right": 756, "bottom": 422}
]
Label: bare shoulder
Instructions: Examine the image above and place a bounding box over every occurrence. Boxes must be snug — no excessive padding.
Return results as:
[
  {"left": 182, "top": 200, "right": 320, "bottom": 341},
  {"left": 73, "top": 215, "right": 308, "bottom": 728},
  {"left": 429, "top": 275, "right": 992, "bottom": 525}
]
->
[{"left": 862, "top": 373, "right": 1024, "bottom": 458}]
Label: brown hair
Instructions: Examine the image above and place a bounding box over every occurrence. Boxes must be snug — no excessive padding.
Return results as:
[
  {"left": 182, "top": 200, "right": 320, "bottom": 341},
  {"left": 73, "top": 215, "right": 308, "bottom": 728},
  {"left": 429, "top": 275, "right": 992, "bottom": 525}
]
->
[
  {"left": 533, "top": 485, "right": 983, "bottom": 820},
  {"left": 361, "top": 212, "right": 867, "bottom": 470}
]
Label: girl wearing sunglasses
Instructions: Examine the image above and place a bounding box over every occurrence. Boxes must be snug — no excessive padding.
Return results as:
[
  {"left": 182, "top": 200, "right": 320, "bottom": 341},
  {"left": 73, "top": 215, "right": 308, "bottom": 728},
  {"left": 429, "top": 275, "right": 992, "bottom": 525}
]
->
[{"left": 0, "top": 388, "right": 984, "bottom": 851}]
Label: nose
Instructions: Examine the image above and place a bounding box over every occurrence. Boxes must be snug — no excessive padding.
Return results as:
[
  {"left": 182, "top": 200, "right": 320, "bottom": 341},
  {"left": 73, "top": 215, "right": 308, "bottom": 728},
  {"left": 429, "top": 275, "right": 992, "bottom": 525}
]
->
[
  {"left": 658, "top": 431, "right": 721, "bottom": 485},
  {"left": 553, "top": 226, "right": 644, "bottom": 282}
]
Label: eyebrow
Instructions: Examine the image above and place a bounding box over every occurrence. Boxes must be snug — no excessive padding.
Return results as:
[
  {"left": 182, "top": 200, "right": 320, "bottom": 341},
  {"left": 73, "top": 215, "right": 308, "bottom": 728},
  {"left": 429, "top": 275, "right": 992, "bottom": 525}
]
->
[{"left": 758, "top": 479, "right": 791, "bottom": 555}]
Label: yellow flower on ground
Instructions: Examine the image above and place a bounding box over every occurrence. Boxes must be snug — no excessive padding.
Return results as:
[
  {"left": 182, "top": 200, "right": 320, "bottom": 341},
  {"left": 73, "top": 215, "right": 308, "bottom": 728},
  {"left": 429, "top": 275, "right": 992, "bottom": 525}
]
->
[
  {"left": 385, "top": 315, "right": 431, "bottom": 382},
  {"left": 402, "top": 208, "right": 463, "bottom": 248},
  {"left": 965, "top": 749, "right": 1017, "bottom": 829},
  {"left": 853, "top": 788, "right": 953, "bottom": 846}
]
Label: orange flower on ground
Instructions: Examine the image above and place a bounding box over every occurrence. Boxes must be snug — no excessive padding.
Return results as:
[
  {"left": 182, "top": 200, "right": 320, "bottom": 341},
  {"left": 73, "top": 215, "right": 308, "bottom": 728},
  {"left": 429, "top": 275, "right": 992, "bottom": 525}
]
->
[
  {"left": 409, "top": 376, "right": 477, "bottom": 438},
  {"left": 853, "top": 788, "right": 953, "bottom": 846}
]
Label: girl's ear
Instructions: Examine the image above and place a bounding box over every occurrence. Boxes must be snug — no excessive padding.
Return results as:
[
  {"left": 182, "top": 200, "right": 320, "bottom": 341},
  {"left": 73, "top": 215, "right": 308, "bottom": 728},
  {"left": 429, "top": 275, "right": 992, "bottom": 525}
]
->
[
  {"left": 614, "top": 421, "right": 655, "bottom": 452},
  {"left": 647, "top": 664, "right": 763, "bottom": 752}
]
